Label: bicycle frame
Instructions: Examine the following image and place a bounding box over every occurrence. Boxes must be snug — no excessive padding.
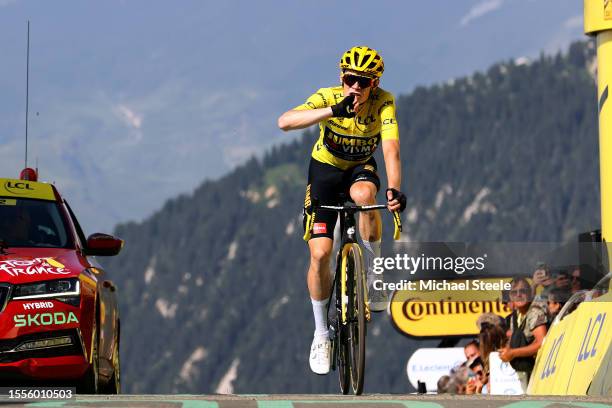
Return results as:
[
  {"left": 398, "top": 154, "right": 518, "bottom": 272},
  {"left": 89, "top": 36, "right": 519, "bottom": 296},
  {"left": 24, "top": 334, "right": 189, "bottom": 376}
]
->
[
  {"left": 335, "top": 206, "right": 362, "bottom": 324},
  {"left": 305, "top": 200, "right": 402, "bottom": 394}
]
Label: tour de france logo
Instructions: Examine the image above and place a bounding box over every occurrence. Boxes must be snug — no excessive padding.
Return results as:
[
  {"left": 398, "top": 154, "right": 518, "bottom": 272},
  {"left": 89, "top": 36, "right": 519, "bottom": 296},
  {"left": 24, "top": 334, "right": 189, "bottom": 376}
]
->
[{"left": 0, "top": 258, "right": 69, "bottom": 277}]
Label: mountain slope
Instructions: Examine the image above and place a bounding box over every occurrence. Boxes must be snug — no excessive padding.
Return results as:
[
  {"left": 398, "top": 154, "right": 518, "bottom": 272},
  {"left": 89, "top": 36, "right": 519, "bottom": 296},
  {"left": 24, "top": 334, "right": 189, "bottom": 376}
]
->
[{"left": 0, "top": 1, "right": 583, "bottom": 232}]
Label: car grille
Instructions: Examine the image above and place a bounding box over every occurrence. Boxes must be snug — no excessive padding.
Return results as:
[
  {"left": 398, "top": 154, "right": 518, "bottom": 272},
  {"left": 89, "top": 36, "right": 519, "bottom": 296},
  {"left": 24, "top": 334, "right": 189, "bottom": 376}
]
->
[
  {"left": 0, "top": 329, "right": 83, "bottom": 363},
  {"left": 0, "top": 284, "right": 10, "bottom": 312}
]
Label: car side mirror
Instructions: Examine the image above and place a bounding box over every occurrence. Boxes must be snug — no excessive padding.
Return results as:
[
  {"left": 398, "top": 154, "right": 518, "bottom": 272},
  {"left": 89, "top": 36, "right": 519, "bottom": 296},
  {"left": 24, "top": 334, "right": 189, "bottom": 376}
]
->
[{"left": 85, "top": 233, "right": 124, "bottom": 256}]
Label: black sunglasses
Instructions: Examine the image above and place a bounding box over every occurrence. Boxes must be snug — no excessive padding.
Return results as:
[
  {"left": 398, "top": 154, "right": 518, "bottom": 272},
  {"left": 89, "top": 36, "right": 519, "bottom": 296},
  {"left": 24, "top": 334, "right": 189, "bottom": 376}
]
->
[{"left": 343, "top": 74, "right": 373, "bottom": 88}]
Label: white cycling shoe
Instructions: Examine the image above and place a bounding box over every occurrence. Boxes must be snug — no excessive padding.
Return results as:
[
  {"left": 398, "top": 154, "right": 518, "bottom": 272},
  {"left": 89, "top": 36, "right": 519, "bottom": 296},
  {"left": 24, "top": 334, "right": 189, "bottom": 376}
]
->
[
  {"left": 368, "top": 273, "right": 390, "bottom": 312},
  {"left": 368, "top": 287, "right": 390, "bottom": 312},
  {"left": 309, "top": 334, "right": 331, "bottom": 375}
]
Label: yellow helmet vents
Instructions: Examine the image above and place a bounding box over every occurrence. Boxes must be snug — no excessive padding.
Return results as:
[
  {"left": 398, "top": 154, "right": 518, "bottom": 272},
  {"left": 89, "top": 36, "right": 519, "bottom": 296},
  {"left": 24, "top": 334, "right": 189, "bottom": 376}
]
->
[{"left": 339, "top": 46, "right": 384, "bottom": 78}]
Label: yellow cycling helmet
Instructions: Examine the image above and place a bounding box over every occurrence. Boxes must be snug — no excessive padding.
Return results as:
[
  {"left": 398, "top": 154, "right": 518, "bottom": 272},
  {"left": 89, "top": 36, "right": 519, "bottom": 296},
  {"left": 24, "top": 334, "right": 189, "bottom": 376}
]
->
[{"left": 339, "top": 46, "right": 384, "bottom": 78}]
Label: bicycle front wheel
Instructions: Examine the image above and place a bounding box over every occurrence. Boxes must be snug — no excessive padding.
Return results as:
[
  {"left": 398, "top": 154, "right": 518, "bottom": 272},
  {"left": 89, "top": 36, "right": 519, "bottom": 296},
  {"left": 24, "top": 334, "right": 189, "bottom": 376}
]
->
[
  {"left": 335, "top": 252, "right": 350, "bottom": 395},
  {"left": 337, "top": 324, "right": 350, "bottom": 395},
  {"left": 344, "top": 243, "right": 366, "bottom": 395}
]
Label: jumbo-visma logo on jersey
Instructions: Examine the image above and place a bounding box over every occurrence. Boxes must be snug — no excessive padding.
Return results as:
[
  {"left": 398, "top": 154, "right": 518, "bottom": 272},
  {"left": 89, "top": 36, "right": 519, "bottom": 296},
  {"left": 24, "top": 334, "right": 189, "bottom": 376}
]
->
[{"left": 322, "top": 126, "right": 381, "bottom": 161}]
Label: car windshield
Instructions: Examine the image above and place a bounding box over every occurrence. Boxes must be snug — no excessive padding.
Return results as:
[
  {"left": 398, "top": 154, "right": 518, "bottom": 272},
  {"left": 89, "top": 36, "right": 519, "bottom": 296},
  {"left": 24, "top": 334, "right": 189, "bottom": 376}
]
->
[{"left": 0, "top": 198, "right": 71, "bottom": 248}]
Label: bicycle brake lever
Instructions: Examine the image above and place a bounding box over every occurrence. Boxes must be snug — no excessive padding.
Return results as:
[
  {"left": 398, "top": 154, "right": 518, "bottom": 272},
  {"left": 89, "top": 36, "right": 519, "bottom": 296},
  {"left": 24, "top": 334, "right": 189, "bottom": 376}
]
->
[{"left": 392, "top": 211, "right": 402, "bottom": 241}]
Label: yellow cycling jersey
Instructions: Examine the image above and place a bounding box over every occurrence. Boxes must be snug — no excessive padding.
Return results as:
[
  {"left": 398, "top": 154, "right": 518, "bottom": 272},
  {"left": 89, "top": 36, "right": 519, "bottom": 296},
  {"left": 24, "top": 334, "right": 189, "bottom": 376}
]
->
[{"left": 294, "top": 86, "right": 399, "bottom": 170}]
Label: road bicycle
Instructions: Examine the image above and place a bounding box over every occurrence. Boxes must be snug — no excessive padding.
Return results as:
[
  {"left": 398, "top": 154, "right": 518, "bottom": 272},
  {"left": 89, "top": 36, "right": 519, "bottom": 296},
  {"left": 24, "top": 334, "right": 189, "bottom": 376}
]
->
[{"left": 304, "top": 199, "right": 402, "bottom": 394}]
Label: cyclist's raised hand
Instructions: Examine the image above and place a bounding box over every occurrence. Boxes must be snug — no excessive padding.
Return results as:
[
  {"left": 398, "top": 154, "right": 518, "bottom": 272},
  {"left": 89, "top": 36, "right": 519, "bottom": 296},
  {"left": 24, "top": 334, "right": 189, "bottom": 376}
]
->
[
  {"left": 331, "top": 94, "right": 356, "bottom": 118},
  {"left": 386, "top": 188, "right": 406, "bottom": 212},
  {"left": 352, "top": 93, "right": 365, "bottom": 114}
]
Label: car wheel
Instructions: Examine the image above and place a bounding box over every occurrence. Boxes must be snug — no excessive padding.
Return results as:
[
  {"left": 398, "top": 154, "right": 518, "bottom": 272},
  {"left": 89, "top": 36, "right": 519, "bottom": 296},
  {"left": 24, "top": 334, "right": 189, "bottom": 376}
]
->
[
  {"left": 77, "top": 320, "right": 100, "bottom": 394},
  {"left": 101, "top": 333, "right": 120, "bottom": 394}
]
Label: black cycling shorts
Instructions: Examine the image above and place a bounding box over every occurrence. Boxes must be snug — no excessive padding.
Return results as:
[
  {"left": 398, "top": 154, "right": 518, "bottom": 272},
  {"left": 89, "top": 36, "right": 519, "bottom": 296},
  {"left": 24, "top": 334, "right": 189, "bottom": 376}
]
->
[{"left": 303, "top": 158, "right": 380, "bottom": 240}]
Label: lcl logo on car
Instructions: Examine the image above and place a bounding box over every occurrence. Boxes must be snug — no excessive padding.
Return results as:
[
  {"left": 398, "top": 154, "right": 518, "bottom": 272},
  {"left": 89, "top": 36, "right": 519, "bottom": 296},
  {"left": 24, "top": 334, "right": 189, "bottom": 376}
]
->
[{"left": 3, "top": 181, "right": 34, "bottom": 195}]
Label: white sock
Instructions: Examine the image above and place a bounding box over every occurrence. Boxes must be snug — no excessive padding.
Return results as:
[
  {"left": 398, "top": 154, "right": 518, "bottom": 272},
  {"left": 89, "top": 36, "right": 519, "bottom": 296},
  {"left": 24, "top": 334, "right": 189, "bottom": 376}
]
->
[
  {"left": 363, "top": 239, "right": 381, "bottom": 276},
  {"left": 311, "top": 298, "right": 329, "bottom": 338}
]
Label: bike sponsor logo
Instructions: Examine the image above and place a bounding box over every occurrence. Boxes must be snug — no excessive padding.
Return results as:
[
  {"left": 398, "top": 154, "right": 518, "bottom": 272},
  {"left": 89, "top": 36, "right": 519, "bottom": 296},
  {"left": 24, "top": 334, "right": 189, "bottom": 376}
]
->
[
  {"left": 3, "top": 181, "right": 34, "bottom": 195},
  {"left": 22, "top": 301, "right": 54, "bottom": 311},
  {"left": 13, "top": 311, "right": 79, "bottom": 327},
  {"left": 313, "top": 223, "right": 327, "bottom": 234},
  {"left": 0, "top": 258, "right": 69, "bottom": 277}
]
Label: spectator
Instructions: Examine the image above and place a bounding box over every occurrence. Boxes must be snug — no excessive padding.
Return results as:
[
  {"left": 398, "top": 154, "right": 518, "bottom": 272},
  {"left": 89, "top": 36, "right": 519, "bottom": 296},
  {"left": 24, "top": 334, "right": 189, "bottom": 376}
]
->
[
  {"left": 477, "top": 312, "right": 506, "bottom": 331},
  {"left": 499, "top": 277, "right": 548, "bottom": 392},
  {"left": 437, "top": 375, "right": 453, "bottom": 394},
  {"left": 449, "top": 364, "right": 468, "bottom": 395},
  {"left": 501, "top": 295, "right": 515, "bottom": 340},
  {"left": 553, "top": 270, "right": 571, "bottom": 292},
  {"left": 464, "top": 340, "right": 480, "bottom": 361},
  {"left": 547, "top": 287, "right": 570, "bottom": 324},
  {"left": 570, "top": 267, "right": 582, "bottom": 293},
  {"left": 478, "top": 317, "right": 507, "bottom": 377},
  {"left": 532, "top": 263, "right": 554, "bottom": 303},
  {"left": 466, "top": 356, "right": 488, "bottom": 394}
]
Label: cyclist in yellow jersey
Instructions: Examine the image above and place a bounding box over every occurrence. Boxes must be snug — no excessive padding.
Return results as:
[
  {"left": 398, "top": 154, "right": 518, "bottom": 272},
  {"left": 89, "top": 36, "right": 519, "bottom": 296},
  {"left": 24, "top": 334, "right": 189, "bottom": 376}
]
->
[{"left": 278, "top": 46, "right": 406, "bottom": 375}]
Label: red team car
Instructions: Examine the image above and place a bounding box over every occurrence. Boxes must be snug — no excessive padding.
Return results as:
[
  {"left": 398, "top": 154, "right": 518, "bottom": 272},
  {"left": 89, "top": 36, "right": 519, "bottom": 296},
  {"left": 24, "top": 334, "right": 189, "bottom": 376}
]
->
[{"left": 0, "top": 169, "right": 122, "bottom": 393}]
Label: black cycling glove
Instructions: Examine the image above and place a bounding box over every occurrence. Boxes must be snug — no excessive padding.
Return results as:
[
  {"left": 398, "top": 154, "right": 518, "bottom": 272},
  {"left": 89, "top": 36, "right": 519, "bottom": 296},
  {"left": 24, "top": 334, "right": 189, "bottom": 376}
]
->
[
  {"left": 386, "top": 188, "right": 407, "bottom": 212},
  {"left": 331, "top": 95, "right": 356, "bottom": 118}
]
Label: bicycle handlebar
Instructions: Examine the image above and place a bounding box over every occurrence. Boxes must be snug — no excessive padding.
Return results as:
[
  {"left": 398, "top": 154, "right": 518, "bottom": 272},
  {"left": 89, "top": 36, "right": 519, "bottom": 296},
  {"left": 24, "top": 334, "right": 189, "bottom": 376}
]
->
[
  {"left": 303, "top": 202, "right": 403, "bottom": 241},
  {"left": 316, "top": 203, "right": 388, "bottom": 212}
]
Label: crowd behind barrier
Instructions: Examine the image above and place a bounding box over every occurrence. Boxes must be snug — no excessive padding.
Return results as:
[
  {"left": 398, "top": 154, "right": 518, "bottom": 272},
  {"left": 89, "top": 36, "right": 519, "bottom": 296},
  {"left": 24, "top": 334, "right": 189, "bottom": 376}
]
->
[{"left": 435, "top": 263, "right": 595, "bottom": 395}]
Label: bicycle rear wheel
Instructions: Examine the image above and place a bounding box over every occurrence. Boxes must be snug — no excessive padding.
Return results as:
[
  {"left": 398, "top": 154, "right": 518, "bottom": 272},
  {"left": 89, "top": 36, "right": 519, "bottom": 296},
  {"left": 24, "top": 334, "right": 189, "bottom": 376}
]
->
[{"left": 345, "top": 243, "right": 366, "bottom": 395}]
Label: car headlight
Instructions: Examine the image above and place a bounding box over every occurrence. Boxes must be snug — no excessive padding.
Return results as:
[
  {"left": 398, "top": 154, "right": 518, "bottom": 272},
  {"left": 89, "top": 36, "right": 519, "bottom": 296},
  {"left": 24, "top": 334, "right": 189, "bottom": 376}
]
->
[{"left": 12, "top": 278, "right": 80, "bottom": 302}]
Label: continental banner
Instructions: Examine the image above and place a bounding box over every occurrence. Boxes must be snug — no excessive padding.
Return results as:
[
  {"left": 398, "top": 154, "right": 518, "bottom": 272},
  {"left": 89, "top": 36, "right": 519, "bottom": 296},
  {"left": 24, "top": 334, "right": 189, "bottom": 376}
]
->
[{"left": 390, "top": 277, "right": 512, "bottom": 337}]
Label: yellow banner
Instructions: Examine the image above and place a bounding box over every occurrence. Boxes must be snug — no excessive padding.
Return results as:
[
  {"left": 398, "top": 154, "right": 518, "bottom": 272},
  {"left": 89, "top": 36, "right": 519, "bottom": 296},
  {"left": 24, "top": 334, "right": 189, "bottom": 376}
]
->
[
  {"left": 529, "top": 291, "right": 612, "bottom": 395},
  {"left": 528, "top": 305, "right": 580, "bottom": 394},
  {"left": 585, "top": 0, "right": 612, "bottom": 33},
  {"left": 0, "top": 178, "right": 55, "bottom": 201},
  {"left": 390, "top": 277, "right": 512, "bottom": 337}
]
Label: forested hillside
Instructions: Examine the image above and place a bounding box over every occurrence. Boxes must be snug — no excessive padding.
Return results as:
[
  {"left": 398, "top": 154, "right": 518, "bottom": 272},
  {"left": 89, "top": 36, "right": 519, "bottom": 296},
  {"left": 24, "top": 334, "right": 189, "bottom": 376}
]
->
[{"left": 102, "top": 41, "right": 599, "bottom": 394}]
